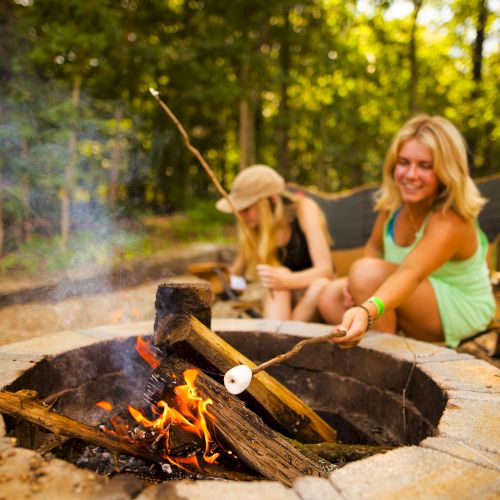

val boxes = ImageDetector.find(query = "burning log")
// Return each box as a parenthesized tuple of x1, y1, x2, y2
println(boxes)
(153, 281, 337, 444)
(0, 390, 257, 482)
(154, 354, 331, 486)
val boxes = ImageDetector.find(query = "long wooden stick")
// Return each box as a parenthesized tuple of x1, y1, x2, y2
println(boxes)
(252, 330, 346, 375)
(148, 88, 259, 259)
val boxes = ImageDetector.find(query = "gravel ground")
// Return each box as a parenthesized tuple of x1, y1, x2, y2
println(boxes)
(0, 280, 161, 347)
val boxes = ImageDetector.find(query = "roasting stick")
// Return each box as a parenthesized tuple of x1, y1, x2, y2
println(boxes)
(224, 329, 346, 394)
(149, 88, 275, 297)
(148, 88, 260, 263)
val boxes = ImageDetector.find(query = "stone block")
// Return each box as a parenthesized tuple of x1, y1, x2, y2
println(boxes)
(0, 330, 98, 357)
(438, 396, 500, 455)
(137, 480, 297, 500)
(78, 321, 153, 341)
(0, 355, 43, 389)
(419, 358, 500, 393)
(421, 436, 500, 471)
(294, 476, 343, 499)
(0, 446, 106, 499)
(361, 333, 473, 363)
(328, 446, 500, 499)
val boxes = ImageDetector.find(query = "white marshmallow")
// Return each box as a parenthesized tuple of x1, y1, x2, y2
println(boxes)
(224, 365, 253, 394)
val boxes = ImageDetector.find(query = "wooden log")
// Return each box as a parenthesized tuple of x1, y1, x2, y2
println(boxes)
(153, 283, 337, 444)
(0, 390, 257, 481)
(304, 442, 394, 462)
(282, 435, 393, 463)
(156, 354, 329, 486)
(154, 281, 213, 338)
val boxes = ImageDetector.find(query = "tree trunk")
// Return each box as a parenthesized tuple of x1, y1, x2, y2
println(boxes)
(468, 0, 489, 172)
(277, 6, 290, 178)
(61, 75, 81, 252)
(20, 139, 32, 243)
(409, 0, 423, 115)
(238, 52, 256, 169)
(108, 106, 123, 209)
(472, 0, 487, 84)
(0, 169, 3, 256)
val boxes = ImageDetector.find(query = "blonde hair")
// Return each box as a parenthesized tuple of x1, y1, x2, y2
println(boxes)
(238, 193, 330, 281)
(374, 114, 486, 221)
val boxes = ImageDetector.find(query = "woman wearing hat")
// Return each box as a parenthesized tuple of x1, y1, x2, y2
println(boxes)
(216, 164, 334, 321)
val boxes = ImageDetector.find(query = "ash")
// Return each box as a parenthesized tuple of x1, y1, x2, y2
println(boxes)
(58, 439, 203, 482)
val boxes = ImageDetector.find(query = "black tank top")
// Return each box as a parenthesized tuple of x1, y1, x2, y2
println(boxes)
(277, 217, 313, 271)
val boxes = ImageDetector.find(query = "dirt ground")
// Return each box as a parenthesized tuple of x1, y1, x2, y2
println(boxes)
(0, 240, 244, 347)
(0, 279, 162, 346)
(0, 276, 257, 347)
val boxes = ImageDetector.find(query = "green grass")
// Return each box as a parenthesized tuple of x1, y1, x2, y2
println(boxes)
(0, 201, 235, 277)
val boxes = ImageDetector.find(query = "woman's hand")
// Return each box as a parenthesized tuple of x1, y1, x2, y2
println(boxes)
(331, 306, 370, 349)
(256, 265, 291, 290)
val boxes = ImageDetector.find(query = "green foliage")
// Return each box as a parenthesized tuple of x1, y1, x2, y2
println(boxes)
(1, 0, 499, 268)
(169, 200, 234, 243)
(0, 227, 150, 275)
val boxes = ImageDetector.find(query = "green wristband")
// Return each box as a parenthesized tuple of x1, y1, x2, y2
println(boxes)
(368, 296, 385, 319)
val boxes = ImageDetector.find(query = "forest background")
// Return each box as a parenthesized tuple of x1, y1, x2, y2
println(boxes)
(0, 0, 498, 277)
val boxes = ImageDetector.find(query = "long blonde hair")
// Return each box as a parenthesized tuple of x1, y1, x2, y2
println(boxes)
(374, 114, 486, 221)
(238, 195, 288, 280)
(238, 193, 330, 281)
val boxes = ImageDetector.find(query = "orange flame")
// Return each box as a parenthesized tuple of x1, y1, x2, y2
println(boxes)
(135, 336, 160, 369)
(96, 401, 113, 411)
(126, 368, 220, 470)
(100, 338, 223, 473)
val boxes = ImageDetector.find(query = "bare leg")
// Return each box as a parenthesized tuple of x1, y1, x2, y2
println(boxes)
(317, 277, 349, 325)
(292, 278, 331, 322)
(263, 289, 292, 320)
(348, 258, 443, 342)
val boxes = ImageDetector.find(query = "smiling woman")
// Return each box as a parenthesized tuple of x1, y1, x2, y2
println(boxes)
(318, 114, 496, 349)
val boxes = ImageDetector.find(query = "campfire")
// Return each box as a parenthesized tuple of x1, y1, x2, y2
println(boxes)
(1, 281, 443, 488)
(97, 337, 229, 474)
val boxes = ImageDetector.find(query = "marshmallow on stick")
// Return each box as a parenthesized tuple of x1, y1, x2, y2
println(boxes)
(224, 329, 346, 394)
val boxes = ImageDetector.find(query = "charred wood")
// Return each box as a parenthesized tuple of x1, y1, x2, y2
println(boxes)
(154, 354, 329, 486)
(0, 390, 257, 481)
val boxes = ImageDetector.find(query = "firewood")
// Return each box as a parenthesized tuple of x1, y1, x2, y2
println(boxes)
(153, 282, 337, 444)
(155, 354, 330, 486)
(283, 436, 393, 463)
(0, 390, 257, 482)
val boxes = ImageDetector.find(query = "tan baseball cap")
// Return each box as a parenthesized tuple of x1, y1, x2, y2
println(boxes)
(215, 164, 286, 213)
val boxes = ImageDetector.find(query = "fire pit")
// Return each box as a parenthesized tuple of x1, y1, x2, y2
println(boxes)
(1, 318, 499, 498)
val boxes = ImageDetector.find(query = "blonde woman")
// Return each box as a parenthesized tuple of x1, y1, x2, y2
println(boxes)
(318, 115, 495, 348)
(216, 165, 334, 321)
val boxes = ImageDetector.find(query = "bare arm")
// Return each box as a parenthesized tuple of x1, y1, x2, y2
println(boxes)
(336, 211, 468, 345)
(229, 251, 246, 276)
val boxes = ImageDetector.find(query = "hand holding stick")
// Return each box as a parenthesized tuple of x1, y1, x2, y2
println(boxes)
(224, 329, 346, 394)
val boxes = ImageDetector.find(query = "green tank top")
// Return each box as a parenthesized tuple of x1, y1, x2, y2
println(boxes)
(384, 210, 495, 348)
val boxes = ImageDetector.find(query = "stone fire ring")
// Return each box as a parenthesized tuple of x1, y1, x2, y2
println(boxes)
(0, 319, 499, 499)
